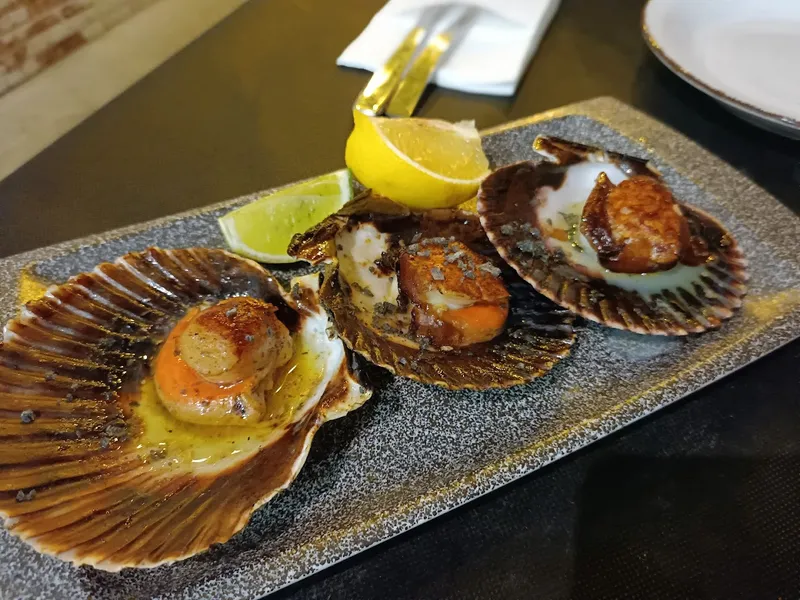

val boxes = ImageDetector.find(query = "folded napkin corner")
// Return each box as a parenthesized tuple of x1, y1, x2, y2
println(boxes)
(337, 0, 561, 97)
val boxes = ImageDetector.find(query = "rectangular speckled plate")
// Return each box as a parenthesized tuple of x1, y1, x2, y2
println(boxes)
(1, 97, 799, 600)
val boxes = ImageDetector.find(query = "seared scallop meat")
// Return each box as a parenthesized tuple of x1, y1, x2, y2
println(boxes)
(398, 240, 509, 347)
(581, 174, 690, 274)
(155, 297, 293, 426)
(179, 297, 292, 384)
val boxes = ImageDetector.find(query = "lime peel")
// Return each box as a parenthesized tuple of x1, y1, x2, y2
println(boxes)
(218, 169, 351, 264)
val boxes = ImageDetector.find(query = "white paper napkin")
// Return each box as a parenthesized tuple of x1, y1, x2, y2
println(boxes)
(337, 0, 561, 97)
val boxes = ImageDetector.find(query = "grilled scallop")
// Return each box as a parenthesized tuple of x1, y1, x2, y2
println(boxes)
(0, 248, 370, 570)
(477, 136, 748, 335)
(289, 193, 575, 389)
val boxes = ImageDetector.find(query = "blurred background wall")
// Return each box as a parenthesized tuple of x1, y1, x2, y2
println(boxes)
(0, 0, 160, 96)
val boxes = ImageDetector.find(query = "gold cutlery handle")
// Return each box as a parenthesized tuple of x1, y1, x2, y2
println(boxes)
(353, 26, 426, 116)
(385, 32, 451, 118)
(385, 7, 477, 118)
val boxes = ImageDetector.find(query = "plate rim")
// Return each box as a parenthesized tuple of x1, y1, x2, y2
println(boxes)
(641, 0, 800, 132)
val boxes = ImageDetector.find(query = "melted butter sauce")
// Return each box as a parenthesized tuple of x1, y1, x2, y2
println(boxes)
(127, 334, 327, 473)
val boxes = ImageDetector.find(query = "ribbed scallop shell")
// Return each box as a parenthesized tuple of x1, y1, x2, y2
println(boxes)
(0, 248, 369, 570)
(290, 195, 576, 389)
(478, 139, 749, 335)
(319, 267, 576, 389)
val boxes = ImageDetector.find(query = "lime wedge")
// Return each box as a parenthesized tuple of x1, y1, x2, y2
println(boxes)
(218, 169, 352, 263)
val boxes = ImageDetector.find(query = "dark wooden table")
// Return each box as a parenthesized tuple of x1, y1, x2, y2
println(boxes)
(2, 0, 800, 598)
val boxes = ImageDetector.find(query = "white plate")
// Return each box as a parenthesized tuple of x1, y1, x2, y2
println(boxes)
(643, 0, 800, 139)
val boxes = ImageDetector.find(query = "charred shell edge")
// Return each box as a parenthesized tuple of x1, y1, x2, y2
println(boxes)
(478, 160, 749, 336)
(0, 247, 369, 570)
(288, 192, 412, 265)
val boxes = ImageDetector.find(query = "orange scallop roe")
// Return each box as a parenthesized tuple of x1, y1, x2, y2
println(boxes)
(398, 240, 509, 347)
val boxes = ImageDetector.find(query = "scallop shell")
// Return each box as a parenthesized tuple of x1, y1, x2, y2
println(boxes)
(290, 195, 576, 389)
(478, 137, 749, 335)
(0, 248, 370, 570)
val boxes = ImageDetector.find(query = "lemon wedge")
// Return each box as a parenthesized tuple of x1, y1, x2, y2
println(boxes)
(345, 111, 490, 209)
(218, 169, 352, 264)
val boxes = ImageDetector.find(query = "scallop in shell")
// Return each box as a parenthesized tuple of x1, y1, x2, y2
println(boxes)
(477, 136, 748, 335)
(289, 194, 576, 389)
(0, 248, 370, 570)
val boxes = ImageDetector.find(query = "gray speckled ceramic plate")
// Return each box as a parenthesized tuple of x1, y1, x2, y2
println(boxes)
(1, 97, 799, 600)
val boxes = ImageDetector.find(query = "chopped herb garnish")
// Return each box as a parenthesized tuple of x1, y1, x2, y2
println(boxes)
(431, 267, 445, 281)
(351, 281, 374, 297)
(558, 211, 579, 228)
(373, 302, 397, 316)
